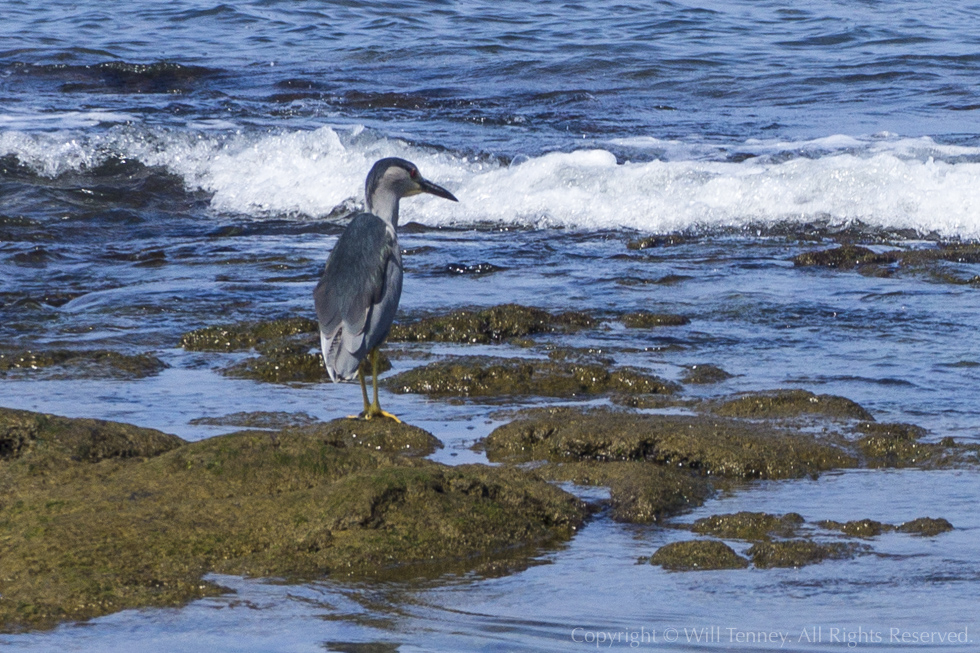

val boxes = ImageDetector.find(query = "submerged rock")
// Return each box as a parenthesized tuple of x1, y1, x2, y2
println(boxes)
(711, 389, 874, 421)
(483, 407, 856, 479)
(387, 304, 597, 344)
(681, 364, 734, 385)
(691, 512, 804, 541)
(0, 349, 168, 380)
(793, 244, 898, 269)
(649, 540, 749, 571)
(384, 357, 677, 399)
(897, 517, 954, 537)
(817, 518, 892, 538)
(0, 410, 586, 633)
(620, 311, 690, 328)
(626, 235, 692, 250)
(748, 540, 868, 568)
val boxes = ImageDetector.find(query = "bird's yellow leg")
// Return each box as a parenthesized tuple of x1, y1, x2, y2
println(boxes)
(346, 365, 372, 420)
(363, 348, 400, 423)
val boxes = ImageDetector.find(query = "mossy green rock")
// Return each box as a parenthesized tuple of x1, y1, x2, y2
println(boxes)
(748, 540, 868, 568)
(384, 358, 677, 398)
(0, 406, 184, 467)
(691, 512, 804, 541)
(712, 389, 873, 421)
(484, 407, 856, 479)
(536, 461, 712, 523)
(650, 540, 749, 571)
(387, 304, 596, 344)
(0, 411, 585, 633)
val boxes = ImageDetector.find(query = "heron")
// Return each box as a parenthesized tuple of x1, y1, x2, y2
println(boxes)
(314, 157, 458, 422)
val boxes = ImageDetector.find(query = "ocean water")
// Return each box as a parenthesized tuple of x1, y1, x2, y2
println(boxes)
(3, 1, 980, 650)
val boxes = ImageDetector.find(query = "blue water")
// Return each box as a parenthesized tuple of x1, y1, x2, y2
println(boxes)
(3, 1, 980, 650)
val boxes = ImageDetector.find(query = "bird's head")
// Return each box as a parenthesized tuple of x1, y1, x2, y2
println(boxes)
(365, 158, 458, 220)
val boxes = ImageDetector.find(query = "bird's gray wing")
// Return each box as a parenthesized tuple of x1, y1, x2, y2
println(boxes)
(313, 213, 402, 380)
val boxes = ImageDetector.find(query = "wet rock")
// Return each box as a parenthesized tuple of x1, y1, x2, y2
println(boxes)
(190, 411, 321, 430)
(620, 311, 691, 328)
(793, 245, 898, 269)
(748, 540, 868, 568)
(682, 364, 733, 385)
(897, 517, 953, 537)
(853, 422, 947, 467)
(626, 235, 691, 250)
(179, 316, 317, 352)
(649, 540, 749, 571)
(443, 262, 506, 275)
(0, 349, 168, 380)
(0, 411, 585, 633)
(294, 418, 443, 457)
(218, 337, 390, 384)
(384, 358, 677, 399)
(387, 304, 597, 344)
(818, 519, 892, 538)
(483, 407, 857, 479)
(691, 512, 804, 541)
(0, 406, 184, 465)
(223, 349, 327, 383)
(536, 461, 712, 523)
(711, 389, 874, 421)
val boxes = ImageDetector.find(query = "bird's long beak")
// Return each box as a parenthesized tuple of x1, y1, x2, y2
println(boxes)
(418, 178, 458, 202)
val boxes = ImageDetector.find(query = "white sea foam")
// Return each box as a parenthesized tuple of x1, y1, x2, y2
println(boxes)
(3, 125, 980, 238)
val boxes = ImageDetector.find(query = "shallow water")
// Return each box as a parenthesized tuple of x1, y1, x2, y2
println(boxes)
(3, 0, 980, 650)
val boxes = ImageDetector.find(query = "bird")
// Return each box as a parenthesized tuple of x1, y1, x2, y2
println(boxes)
(314, 157, 458, 422)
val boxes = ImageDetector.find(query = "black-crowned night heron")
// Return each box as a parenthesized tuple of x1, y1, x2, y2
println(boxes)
(314, 157, 457, 422)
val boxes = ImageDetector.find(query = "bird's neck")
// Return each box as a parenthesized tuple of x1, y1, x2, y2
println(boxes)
(366, 189, 399, 228)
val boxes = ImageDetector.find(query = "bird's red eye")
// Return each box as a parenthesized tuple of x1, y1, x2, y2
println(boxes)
(410, 168, 418, 179)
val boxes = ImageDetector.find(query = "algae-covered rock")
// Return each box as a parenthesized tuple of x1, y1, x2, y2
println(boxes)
(649, 540, 749, 571)
(294, 418, 443, 457)
(620, 312, 691, 329)
(897, 517, 953, 537)
(535, 461, 712, 523)
(384, 358, 677, 399)
(0, 349, 168, 380)
(691, 512, 804, 541)
(748, 540, 868, 568)
(1, 411, 585, 633)
(711, 389, 874, 421)
(0, 406, 184, 466)
(179, 316, 318, 352)
(387, 304, 596, 344)
(682, 364, 734, 385)
(223, 349, 327, 383)
(483, 407, 856, 479)
(190, 411, 321, 429)
(853, 422, 947, 467)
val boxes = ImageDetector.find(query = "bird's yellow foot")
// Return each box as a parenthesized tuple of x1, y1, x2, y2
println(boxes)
(348, 407, 402, 423)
